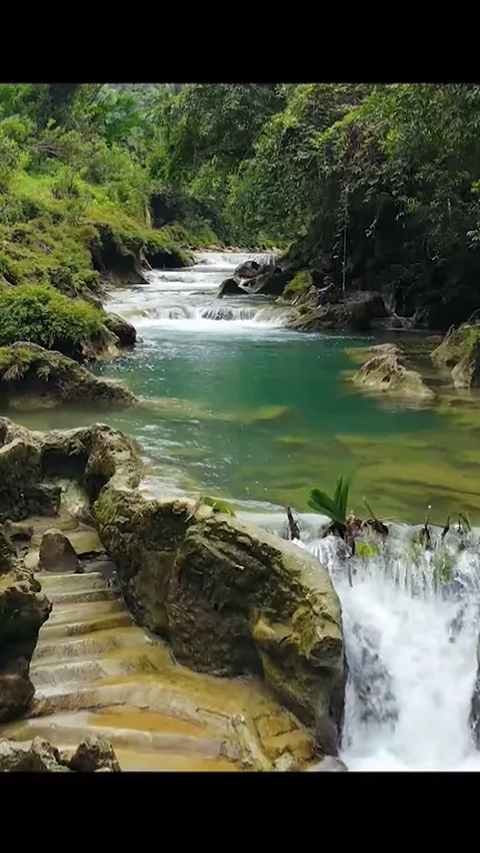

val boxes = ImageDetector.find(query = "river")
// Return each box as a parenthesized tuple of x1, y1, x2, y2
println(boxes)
(11, 250, 480, 771)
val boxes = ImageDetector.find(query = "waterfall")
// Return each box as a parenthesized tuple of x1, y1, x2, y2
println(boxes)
(298, 523, 480, 771)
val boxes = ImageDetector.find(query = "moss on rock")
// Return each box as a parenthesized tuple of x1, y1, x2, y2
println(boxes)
(0, 342, 138, 411)
(0, 529, 51, 721)
(431, 323, 480, 388)
(352, 353, 435, 400)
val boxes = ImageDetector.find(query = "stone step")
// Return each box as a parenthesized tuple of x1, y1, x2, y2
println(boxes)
(29, 678, 233, 737)
(46, 600, 124, 625)
(47, 589, 121, 606)
(33, 627, 151, 664)
(5, 716, 228, 758)
(31, 653, 159, 689)
(40, 612, 132, 639)
(39, 572, 108, 593)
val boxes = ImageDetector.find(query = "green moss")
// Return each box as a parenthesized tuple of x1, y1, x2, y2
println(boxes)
(0, 284, 105, 353)
(283, 271, 313, 301)
(431, 323, 480, 367)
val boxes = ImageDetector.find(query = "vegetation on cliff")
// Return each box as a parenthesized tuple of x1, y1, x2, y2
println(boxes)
(150, 83, 480, 329)
(3, 82, 480, 333)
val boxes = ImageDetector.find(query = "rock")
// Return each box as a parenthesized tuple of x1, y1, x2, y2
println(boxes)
(104, 313, 137, 348)
(68, 734, 121, 772)
(0, 343, 138, 411)
(287, 291, 387, 333)
(234, 260, 260, 279)
(451, 341, 480, 388)
(38, 528, 81, 574)
(218, 278, 247, 297)
(94, 487, 345, 747)
(0, 531, 51, 721)
(27, 737, 70, 771)
(352, 354, 435, 400)
(0, 736, 121, 771)
(251, 270, 291, 296)
(431, 324, 480, 388)
(307, 756, 348, 772)
(431, 323, 478, 367)
(368, 343, 404, 358)
(272, 752, 302, 772)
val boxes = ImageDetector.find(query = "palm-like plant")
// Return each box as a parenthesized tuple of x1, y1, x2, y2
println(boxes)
(307, 476, 351, 537)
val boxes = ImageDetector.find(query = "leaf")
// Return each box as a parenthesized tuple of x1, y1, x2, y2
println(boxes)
(307, 488, 345, 525)
(355, 541, 379, 559)
(334, 475, 350, 520)
(199, 496, 236, 516)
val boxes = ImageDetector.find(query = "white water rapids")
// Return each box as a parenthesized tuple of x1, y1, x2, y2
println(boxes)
(105, 250, 480, 771)
(107, 251, 292, 332)
(250, 511, 480, 771)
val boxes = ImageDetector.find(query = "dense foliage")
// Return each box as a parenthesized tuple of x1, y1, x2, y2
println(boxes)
(0, 284, 105, 353)
(2, 82, 480, 330)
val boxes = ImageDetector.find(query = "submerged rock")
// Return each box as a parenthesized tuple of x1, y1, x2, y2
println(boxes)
(352, 353, 434, 400)
(0, 343, 138, 411)
(0, 531, 51, 721)
(38, 528, 81, 574)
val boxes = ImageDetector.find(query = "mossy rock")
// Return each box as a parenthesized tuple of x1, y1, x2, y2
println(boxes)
(93, 486, 345, 748)
(0, 342, 138, 411)
(352, 353, 435, 400)
(0, 530, 51, 721)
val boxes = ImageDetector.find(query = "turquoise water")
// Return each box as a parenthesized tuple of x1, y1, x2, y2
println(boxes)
(11, 251, 480, 523)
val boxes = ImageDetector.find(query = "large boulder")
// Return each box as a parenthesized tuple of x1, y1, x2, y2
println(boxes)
(94, 490, 345, 750)
(288, 291, 387, 333)
(38, 528, 81, 574)
(218, 278, 248, 297)
(0, 530, 51, 721)
(0, 343, 138, 411)
(104, 313, 137, 349)
(234, 260, 260, 279)
(352, 353, 435, 400)
(250, 270, 291, 296)
(0, 430, 60, 522)
(431, 323, 480, 388)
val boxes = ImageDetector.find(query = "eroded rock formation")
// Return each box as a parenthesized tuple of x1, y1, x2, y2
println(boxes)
(0, 530, 51, 721)
(0, 343, 138, 411)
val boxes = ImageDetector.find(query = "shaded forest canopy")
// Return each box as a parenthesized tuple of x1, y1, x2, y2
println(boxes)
(1, 82, 480, 328)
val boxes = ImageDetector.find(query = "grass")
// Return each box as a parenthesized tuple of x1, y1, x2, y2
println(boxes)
(0, 170, 200, 299)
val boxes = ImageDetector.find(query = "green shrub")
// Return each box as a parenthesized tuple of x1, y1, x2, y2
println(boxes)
(0, 284, 105, 354)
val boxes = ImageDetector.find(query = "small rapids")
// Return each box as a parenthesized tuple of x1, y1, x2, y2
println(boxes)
(245, 510, 480, 771)
(107, 251, 293, 332)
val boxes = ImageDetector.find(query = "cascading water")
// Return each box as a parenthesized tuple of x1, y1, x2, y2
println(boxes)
(290, 517, 480, 771)
(107, 251, 293, 332)
(239, 510, 480, 770)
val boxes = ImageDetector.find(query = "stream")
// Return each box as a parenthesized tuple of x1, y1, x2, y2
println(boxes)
(11, 250, 480, 771)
